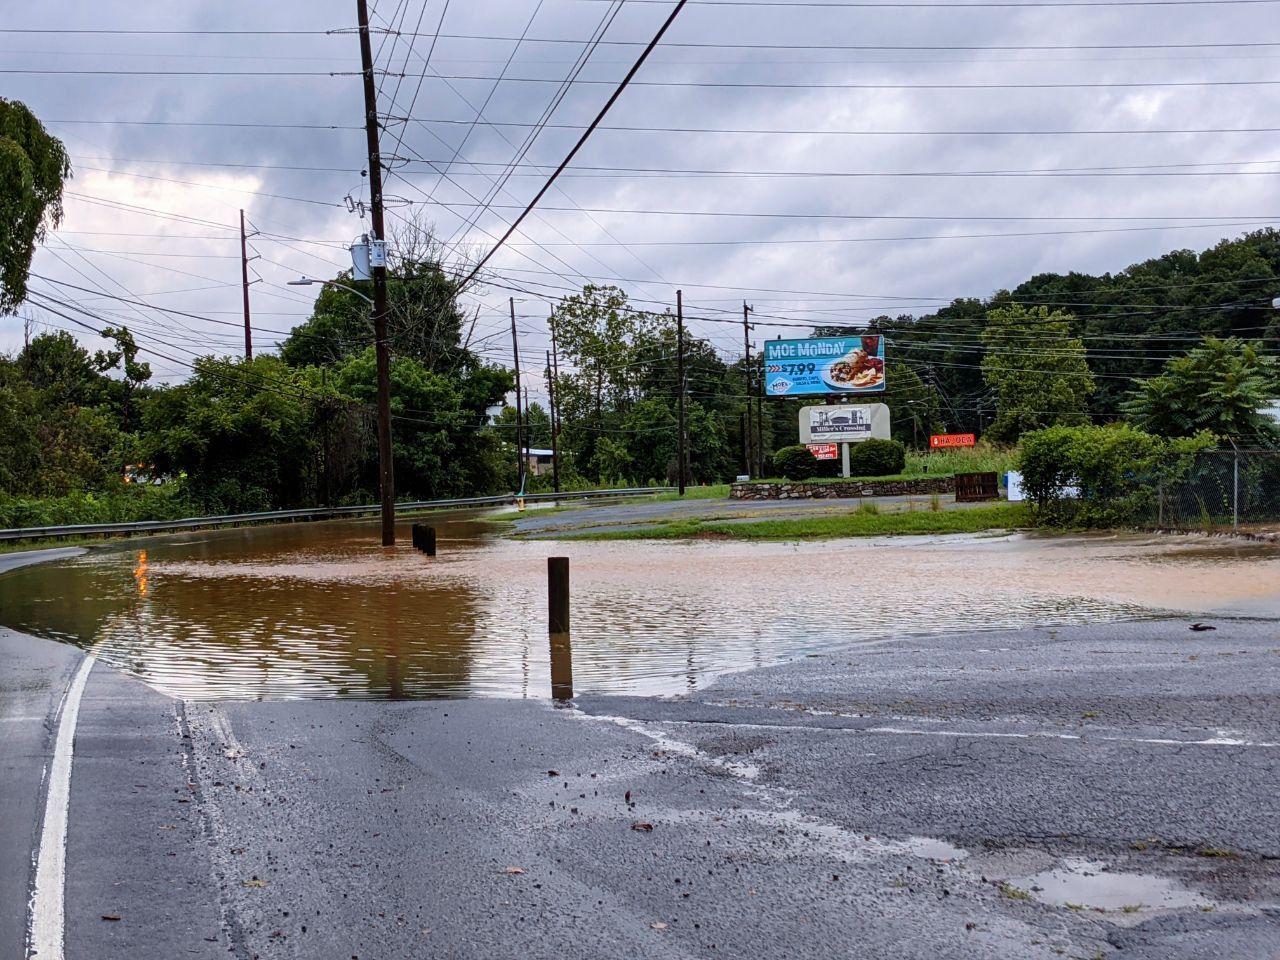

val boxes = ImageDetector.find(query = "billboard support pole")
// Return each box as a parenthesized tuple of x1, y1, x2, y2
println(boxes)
(841, 442, 850, 479)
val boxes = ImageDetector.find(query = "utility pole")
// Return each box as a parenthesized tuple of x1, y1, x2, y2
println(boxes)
(676, 289, 686, 496)
(239, 209, 253, 360)
(741, 301, 753, 477)
(754, 343, 765, 477)
(356, 0, 396, 546)
(546, 348, 561, 494)
(509, 298, 525, 491)
(523, 386, 532, 471)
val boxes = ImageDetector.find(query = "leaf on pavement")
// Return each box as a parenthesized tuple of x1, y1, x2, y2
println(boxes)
(502, 866, 526, 875)
(631, 821, 654, 832)
(242, 878, 268, 888)
(101, 915, 121, 922)
(651, 922, 668, 930)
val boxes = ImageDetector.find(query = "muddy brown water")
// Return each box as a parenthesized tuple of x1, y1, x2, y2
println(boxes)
(1, 511, 1277, 701)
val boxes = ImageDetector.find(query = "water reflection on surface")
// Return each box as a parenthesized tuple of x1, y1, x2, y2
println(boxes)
(0, 514, 1277, 701)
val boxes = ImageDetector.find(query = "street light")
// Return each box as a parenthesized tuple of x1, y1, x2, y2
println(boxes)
(288, 276, 373, 305)
(288, 274, 395, 546)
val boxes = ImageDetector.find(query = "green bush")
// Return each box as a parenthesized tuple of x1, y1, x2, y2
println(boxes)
(0, 481, 196, 529)
(1017, 424, 1214, 527)
(848, 438, 906, 477)
(773, 445, 819, 480)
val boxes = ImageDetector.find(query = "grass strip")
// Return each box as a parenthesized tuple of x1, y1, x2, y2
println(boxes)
(551, 502, 1031, 541)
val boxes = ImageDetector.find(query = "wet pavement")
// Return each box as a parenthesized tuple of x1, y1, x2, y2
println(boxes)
(3, 518, 1279, 958)
(3, 616, 1278, 959)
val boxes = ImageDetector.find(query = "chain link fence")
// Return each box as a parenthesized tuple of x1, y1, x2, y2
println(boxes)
(1152, 449, 1280, 534)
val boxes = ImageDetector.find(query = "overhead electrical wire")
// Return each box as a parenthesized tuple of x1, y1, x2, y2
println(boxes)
(458, 0, 690, 290)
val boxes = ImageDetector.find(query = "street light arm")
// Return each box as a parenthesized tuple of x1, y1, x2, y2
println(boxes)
(288, 276, 374, 306)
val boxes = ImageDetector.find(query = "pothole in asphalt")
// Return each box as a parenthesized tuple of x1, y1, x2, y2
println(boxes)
(1012, 856, 1210, 911)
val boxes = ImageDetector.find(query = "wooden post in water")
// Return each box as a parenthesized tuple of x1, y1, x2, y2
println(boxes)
(548, 557, 570, 633)
(549, 632, 574, 701)
(412, 524, 437, 556)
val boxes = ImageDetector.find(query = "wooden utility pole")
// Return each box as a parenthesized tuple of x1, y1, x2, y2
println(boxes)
(239, 209, 253, 359)
(356, 0, 396, 545)
(550, 320, 564, 493)
(546, 348, 561, 494)
(676, 289, 686, 496)
(755, 343, 765, 477)
(741, 301, 753, 477)
(509, 298, 525, 490)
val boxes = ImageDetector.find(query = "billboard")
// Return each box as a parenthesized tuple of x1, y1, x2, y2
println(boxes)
(799, 404, 891, 444)
(764, 335, 885, 397)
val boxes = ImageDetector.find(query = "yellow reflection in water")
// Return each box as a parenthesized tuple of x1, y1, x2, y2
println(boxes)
(133, 550, 148, 598)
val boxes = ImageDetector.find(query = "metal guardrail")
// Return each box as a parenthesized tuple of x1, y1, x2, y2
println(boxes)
(0, 486, 675, 543)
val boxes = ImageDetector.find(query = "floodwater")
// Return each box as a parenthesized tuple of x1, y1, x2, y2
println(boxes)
(1016, 857, 1209, 911)
(0, 512, 1278, 701)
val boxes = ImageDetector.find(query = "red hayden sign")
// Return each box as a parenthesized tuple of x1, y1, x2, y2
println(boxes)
(807, 443, 839, 460)
(930, 433, 976, 449)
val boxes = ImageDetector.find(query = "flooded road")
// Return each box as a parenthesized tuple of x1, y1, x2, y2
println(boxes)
(0, 512, 1277, 701)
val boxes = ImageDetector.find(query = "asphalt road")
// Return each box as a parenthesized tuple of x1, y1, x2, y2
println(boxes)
(3, 549, 1279, 958)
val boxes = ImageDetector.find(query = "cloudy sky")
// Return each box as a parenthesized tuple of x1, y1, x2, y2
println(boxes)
(4, 0, 1279, 401)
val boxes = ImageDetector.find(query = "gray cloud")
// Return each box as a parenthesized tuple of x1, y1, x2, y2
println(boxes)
(5, 0, 1279, 394)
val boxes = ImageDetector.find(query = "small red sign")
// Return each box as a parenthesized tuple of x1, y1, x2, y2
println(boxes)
(807, 443, 839, 460)
(930, 433, 976, 449)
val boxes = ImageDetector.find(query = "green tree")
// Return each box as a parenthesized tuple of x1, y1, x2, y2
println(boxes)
(142, 355, 321, 512)
(981, 305, 1094, 442)
(549, 285, 736, 485)
(1121, 336, 1279, 444)
(279, 223, 469, 372)
(1, 100, 70, 313)
(332, 347, 513, 500)
(492, 402, 553, 450)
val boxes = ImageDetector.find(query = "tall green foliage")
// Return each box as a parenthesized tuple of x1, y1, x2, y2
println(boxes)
(1017, 424, 1214, 527)
(1122, 337, 1279, 445)
(549, 285, 738, 485)
(0, 99, 70, 313)
(981, 304, 1094, 442)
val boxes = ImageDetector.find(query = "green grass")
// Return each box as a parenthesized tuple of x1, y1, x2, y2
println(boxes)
(555, 502, 1031, 542)
(905, 445, 1016, 477)
(997, 883, 1034, 901)
(482, 485, 730, 524)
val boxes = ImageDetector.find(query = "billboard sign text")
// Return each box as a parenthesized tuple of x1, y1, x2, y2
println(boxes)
(807, 443, 839, 460)
(765, 335, 885, 397)
(929, 433, 976, 449)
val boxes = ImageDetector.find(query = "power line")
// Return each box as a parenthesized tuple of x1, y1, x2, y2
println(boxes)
(46, 116, 1280, 137)
(459, 0, 689, 289)
(393, 72, 1280, 91)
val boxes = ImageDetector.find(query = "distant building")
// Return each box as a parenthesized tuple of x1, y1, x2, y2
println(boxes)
(525, 448, 555, 476)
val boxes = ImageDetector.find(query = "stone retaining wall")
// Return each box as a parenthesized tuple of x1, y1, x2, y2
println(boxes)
(730, 477, 956, 500)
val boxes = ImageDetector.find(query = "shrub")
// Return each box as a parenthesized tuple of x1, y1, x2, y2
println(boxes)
(848, 438, 906, 477)
(773, 445, 819, 480)
(1017, 424, 1214, 527)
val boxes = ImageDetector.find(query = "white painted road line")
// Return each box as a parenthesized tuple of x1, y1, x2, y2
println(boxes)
(28, 655, 95, 960)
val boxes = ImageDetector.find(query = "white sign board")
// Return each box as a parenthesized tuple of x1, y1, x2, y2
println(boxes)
(799, 403, 891, 445)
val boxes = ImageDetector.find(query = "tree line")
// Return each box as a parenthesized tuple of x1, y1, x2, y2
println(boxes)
(3, 98, 1278, 524)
